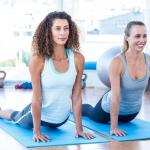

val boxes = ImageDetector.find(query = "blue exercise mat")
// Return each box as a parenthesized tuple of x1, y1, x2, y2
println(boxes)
(69, 114, 150, 141)
(0, 119, 109, 148)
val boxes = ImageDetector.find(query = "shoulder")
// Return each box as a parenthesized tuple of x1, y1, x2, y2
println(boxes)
(74, 51, 84, 62)
(71, 51, 85, 72)
(111, 55, 122, 66)
(29, 53, 45, 73)
(109, 54, 123, 74)
(73, 51, 85, 67)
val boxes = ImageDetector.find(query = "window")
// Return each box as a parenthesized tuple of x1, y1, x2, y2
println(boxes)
(0, 0, 149, 81)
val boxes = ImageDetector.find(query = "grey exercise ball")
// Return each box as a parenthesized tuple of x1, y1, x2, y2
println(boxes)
(96, 46, 121, 87)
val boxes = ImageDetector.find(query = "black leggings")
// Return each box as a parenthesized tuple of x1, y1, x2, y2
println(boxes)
(82, 97, 138, 124)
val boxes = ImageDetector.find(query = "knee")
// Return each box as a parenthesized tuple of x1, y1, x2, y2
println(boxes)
(16, 113, 33, 129)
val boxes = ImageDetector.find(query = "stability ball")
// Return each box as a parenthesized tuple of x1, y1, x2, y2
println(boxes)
(96, 46, 121, 88)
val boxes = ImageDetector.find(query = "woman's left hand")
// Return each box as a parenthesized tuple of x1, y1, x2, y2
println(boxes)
(76, 130, 95, 140)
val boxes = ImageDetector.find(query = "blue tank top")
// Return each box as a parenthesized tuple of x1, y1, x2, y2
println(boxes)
(101, 53, 150, 115)
(41, 49, 77, 123)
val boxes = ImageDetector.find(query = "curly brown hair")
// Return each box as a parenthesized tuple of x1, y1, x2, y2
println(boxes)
(32, 11, 80, 58)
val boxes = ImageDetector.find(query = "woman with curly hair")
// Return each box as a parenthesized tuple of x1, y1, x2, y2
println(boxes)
(0, 11, 94, 142)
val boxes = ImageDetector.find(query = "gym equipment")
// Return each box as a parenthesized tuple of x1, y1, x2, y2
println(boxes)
(82, 73, 87, 89)
(69, 114, 150, 141)
(96, 46, 121, 87)
(0, 71, 6, 88)
(15, 82, 32, 89)
(82, 62, 96, 89)
(0, 119, 109, 147)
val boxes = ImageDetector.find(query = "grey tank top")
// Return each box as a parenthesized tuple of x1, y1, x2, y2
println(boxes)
(101, 53, 150, 115)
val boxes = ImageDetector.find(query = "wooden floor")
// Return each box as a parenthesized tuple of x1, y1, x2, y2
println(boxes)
(0, 85, 150, 150)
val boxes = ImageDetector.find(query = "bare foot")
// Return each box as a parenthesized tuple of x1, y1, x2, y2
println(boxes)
(0, 109, 14, 120)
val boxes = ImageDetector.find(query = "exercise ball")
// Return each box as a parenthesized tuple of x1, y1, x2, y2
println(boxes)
(96, 46, 121, 87)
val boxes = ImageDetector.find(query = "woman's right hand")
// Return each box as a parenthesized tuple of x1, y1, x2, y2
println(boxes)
(33, 132, 50, 142)
(110, 128, 127, 136)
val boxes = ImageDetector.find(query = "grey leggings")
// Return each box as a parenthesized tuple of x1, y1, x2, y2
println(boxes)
(10, 103, 68, 129)
(82, 97, 138, 123)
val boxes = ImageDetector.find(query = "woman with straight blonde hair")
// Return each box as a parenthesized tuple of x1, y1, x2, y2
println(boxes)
(82, 21, 149, 136)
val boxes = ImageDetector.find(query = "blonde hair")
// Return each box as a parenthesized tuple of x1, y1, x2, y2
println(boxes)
(122, 21, 145, 53)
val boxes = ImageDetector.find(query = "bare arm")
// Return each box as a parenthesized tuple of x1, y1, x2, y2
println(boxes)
(29, 54, 49, 142)
(109, 56, 126, 136)
(72, 52, 95, 139)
